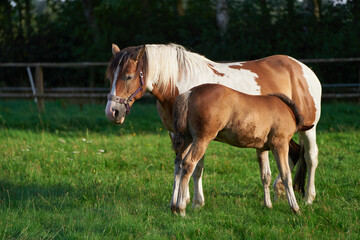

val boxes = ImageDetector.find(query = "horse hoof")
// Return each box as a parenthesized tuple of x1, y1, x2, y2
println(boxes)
(192, 201, 205, 209)
(305, 193, 315, 205)
(291, 205, 300, 214)
(264, 202, 273, 209)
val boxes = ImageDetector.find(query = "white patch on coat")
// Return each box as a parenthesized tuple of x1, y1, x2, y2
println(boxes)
(144, 44, 260, 95)
(288, 57, 322, 123)
(175, 62, 260, 95)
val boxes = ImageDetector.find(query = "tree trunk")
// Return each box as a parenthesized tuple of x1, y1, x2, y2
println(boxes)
(177, 0, 185, 16)
(25, 0, 32, 39)
(4, 0, 14, 42)
(313, 0, 320, 20)
(304, 0, 320, 21)
(216, 0, 229, 36)
(287, 0, 295, 20)
(81, 0, 100, 41)
(16, 0, 24, 41)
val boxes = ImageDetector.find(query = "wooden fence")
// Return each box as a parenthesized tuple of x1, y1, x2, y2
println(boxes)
(1, 58, 360, 111)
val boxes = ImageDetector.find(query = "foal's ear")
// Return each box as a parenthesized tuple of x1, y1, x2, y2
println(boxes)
(112, 44, 120, 56)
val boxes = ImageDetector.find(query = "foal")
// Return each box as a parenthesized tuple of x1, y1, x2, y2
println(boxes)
(171, 84, 313, 216)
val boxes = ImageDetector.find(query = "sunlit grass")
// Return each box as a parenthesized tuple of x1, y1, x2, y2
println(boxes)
(0, 100, 359, 239)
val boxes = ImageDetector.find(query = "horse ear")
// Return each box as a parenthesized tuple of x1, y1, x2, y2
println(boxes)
(136, 45, 146, 61)
(112, 44, 120, 56)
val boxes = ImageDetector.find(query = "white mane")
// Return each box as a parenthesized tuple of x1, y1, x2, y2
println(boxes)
(145, 44, 213, 93)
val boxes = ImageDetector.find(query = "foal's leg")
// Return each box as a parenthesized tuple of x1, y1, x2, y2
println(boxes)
(273, 152, 295, 202)
(300, 127, 319, 204)
(192, 156, 205, 209)
(170, 142, 192, 213)
(176, 140, 208, 216)
(272, 144, 299, 213)
(256, 149, 272, 208)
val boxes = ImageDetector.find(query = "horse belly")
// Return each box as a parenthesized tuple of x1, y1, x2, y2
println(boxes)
(215, 128, 267, 149)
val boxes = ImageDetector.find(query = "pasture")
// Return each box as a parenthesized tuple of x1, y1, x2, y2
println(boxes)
(0, 99, 359, 239)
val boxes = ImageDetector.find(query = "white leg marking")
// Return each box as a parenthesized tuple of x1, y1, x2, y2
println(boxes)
(300, 127, 318, 204)
(192, 156, 205, 209)
(170, 143, 192, 213)
(257, 150, 272, 208)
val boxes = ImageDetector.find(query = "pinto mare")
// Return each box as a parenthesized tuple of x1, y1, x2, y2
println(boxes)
(104, 44, 322, 211)
(172, 84, 313, 215)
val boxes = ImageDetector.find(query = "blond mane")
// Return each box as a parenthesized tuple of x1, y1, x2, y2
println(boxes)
(145, 44, 213, 93)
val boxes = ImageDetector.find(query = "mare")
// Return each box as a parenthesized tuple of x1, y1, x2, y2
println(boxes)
(104, 43, 321, 212)
(172, 84, 313, 215)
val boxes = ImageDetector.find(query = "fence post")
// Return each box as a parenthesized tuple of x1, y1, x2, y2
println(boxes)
(35, 65, 45, 112)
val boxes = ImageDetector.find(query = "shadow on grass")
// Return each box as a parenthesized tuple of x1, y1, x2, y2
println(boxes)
(0, 98, 164, 136)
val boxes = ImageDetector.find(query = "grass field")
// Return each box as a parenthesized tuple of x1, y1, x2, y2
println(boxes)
(0, 99, 359, 239)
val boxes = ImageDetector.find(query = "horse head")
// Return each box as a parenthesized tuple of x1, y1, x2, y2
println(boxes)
(105, 44, 147, 124)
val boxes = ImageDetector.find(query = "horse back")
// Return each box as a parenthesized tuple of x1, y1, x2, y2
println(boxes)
(239, 55, 321, 126)
(187, 84, 298, 148)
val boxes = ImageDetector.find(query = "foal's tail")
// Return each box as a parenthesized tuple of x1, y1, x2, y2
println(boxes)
(172, 91, 191, 152)
(271, 93, 312, 196)
(270, 94, 314, 131)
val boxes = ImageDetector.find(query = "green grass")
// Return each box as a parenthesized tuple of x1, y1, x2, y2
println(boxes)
(0, 99, 359, 239)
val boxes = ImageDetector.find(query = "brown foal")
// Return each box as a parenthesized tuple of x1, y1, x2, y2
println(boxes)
(172, 84, 313, 216)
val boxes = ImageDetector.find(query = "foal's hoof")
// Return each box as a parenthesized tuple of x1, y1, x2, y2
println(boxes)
(291, 206, 300, 214)
(170, 205, 177, 215)
(176, 207, 186, 217)
(179, 209, 186, 217)
(264, 202, 273, 209)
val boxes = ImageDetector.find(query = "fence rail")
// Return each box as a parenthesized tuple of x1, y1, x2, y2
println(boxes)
(1, 58, 360, 111)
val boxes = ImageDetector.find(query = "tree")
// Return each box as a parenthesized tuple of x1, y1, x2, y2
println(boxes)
(304, 0, 321, 20)
(216, 0, 229, 36)
(81, 0, 100, 41)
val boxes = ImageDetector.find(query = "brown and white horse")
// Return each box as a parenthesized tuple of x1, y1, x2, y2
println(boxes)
(104, 43, 321, 211)
(172, 84, 314, 215)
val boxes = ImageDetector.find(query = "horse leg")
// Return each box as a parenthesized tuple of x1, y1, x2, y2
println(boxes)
(273, 148, 296, 202)
(176, 140, 208, 216)
(170, 142, 192, 214)
(192, 156, 205, 209)
(272, 143, 299, 213)
(256, 149, 272, 208)
(300, 127, 319, 204)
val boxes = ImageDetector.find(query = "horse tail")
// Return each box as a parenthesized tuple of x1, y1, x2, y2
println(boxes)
(288, 139, 306, 195)
(269, 93, 314, 132)
(172, 91, 191, 152)
(293, 142, 307, 196)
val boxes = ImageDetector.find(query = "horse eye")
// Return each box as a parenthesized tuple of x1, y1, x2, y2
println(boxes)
(125, 75, 134, 81)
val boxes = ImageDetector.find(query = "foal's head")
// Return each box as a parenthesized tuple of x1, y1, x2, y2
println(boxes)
(105, 44, 147, 124)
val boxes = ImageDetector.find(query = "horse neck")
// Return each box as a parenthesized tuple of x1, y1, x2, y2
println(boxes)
(149, 83, 178, 105)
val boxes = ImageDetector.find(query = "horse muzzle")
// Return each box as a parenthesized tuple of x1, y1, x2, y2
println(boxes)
(105, 100, 127, 124)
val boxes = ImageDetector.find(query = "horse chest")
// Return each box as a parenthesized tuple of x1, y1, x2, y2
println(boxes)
(156, 101, 174, 132)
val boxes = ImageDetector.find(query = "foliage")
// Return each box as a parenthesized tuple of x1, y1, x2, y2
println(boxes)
(0, 0, 360, 87)
(0, 100, 359, 238)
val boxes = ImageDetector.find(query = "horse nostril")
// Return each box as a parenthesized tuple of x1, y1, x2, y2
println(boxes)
(113, 109, 119, 119)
